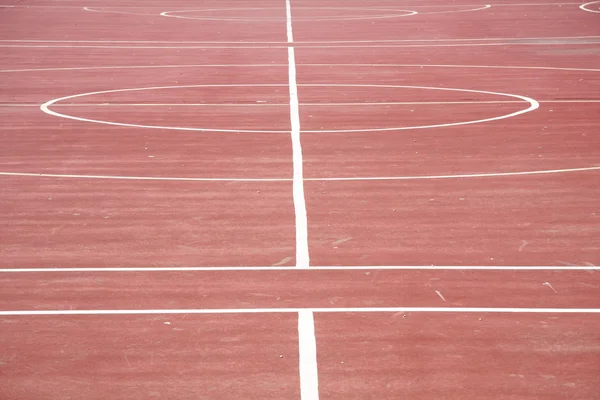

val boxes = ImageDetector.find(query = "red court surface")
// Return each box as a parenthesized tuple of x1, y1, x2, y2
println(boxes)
(1, 0, 599, 399)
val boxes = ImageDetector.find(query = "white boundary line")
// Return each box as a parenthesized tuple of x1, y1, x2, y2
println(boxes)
(286, 1, 309, 269)
(1, 35, 598, 44)
(0, 266, 598, 272)
(38, 83, 539, 133)
(298, 310, 319, 399)
(1, 166, 599, 182)
(580, 0, 600, 12)
(7, 99, 600, 107)
(287, 2, 317, 398)
(0, 3, 584, 9)
(1, 307, 599, 316)
(3, 40, 599, 49)
(2, 63, 600, 74)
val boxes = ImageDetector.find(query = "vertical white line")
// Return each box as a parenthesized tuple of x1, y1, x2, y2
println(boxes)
(286, 0, 309, 269)
(286, 1, 318, 399)
(298, 310, 320, 400)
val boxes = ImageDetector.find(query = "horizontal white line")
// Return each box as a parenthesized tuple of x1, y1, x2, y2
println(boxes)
(1, 63, 599, 74)
(2, 41, 598, 49)
(0, 35, 598, 44)
(0, 266, 597, 272)
(0, 3, 584, 11)
(0, 64, 283, 73)
(2, 166, 599, 183)
(2, 100, 600, 108)
(1, 307, 599, 316)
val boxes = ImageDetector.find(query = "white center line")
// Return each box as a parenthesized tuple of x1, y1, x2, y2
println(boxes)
(298, 310, 320, 399)
(286, 1, 318, 399)
(286, 0, 309, 269)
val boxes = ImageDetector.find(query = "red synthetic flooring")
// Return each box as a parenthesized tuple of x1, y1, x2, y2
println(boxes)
(1, 0, 600, 399)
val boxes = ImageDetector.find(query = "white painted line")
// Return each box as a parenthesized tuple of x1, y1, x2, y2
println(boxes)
(298, 311, 319, 399)
(309, 166, 600, 181)
(1, 166, 599, 183)
(580, 0, 600, 13)
(3, 41, 599, 49)
(38, 83, 539, 133)
(39, 84, 293, 133)
(83, 6, 157, 17)
(287, 2, 316, 398)
(0, 172, 286, 182)
(3, 63, 600, 74)
(0, 64, 283, 74)
(286, 0, 309, 269)
(1, 35, 598, 44)
(419, 4, 491, 14)
(1, 266, 598, 273)
(7, 100, 600, 107)
(0, 3, 584, 10)
(160, 7, 417, 22)
(1, 307, 599, 316)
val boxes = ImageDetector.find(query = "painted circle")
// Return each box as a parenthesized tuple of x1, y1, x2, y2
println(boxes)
(0, 63, 595, 181)
(160, 7, 418, 22)
(40, 84, 539, 133)
(580, 0, 600, 13)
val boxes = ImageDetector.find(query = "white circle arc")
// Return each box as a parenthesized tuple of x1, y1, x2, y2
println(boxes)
(160, 7, 418, 22)
(580, 1, 600, 13)
(40, 84, 539, 134)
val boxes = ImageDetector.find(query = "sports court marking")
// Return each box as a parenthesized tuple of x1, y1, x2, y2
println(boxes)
(285, 2, 316, 396)
(0, 3, 585, 9)
(2, 62, 600, 74)
(161, 7, 419, 22)
(580, 0, 600, 13)
(1, 35, 598, 44)
(285, 0, 309, 270)
(39, 84, 539, 133)
(1, 265, 598, 272)
(2, 166, 599, 183)
(1, 307, 599, 316)
(3, 40, 599, 48)
(85, 5, 490, 22)
(6, 99, 600, 107)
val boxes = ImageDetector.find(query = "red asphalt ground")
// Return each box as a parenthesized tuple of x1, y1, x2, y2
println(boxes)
(1, 0, 600, 399)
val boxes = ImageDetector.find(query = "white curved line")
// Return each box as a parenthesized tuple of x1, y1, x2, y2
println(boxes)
(40, 84, 538, 133)
(160, 7, 418, 22)
(419, 4, 491, 14)
(2, 166, 599, 182)
(82, 6, 155, 16)
(580, 0, 600, 12)
(300, 85, 538, 133)
(40, 84, 289, 133)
